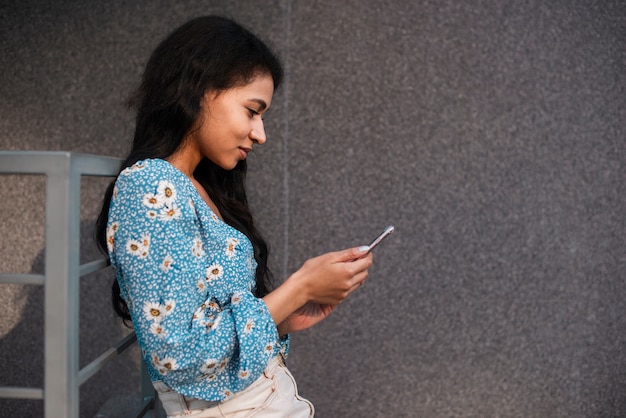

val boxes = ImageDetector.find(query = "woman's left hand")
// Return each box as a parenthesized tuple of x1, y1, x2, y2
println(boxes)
(277, 302, 336, 335)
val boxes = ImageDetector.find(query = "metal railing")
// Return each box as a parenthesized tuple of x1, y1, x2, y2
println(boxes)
(0, 151, 161, 418)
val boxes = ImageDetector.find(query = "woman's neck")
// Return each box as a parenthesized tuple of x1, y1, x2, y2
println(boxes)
(166, 143, 201, 179)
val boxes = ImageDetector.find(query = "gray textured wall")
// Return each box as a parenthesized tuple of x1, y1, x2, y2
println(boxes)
(1, 1, 624, 417)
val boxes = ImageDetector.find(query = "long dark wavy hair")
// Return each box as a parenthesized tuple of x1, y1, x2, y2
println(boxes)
(96, 15, 283, 321)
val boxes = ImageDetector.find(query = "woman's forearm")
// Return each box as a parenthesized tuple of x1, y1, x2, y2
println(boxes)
(262, 274, 308, 333)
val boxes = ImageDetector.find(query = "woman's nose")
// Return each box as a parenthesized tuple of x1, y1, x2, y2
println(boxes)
(250, 121, 267, 144)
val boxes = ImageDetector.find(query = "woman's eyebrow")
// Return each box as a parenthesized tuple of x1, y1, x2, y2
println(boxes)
(248, 98, 268, 110)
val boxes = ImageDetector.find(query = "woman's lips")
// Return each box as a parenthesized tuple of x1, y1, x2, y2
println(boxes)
(239, 147, 251, 159)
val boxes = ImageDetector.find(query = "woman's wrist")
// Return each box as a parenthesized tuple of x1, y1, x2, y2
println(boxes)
(263, 274, 309, 328)
(277, 321, 289, 338)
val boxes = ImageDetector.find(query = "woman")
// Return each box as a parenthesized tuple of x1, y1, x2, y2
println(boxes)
(96, 15, 372, 417)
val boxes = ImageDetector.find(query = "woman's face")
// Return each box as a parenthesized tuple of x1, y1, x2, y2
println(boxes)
(187, 73, 275, 170)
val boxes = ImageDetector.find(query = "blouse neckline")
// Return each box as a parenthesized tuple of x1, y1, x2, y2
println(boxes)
(150, 158, 250, 244)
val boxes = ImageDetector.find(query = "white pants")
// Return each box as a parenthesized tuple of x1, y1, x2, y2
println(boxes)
(153, 356, 315, 418)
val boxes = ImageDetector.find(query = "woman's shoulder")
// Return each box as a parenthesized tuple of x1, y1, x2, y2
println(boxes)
(113, 158, 195, 203)
(116, 159, 188, 188)
(111, 159, 197, 224)
(118, 158, 176, 178)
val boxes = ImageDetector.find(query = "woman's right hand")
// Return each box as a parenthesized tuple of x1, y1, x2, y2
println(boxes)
(290, 247, 373, 305)
(263, 246, 373, 333)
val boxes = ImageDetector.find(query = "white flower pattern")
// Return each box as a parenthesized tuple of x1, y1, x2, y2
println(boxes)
(157, 180, 177, 205)
(142, 192, 163, 209)
(191, 237, 205, 258)
(126, 238, 148, 258)
(106, 221, 119, 253)
(244, 318, 255, 335)
(206, 264, 223, 281)
(143, 301, 166, 322)
(152, 355, 177, 375)
(149, 322, 167, 338)
(159, 203, 181, 221)
(160, 255, 174, 272)
(225, 238, 239, 258)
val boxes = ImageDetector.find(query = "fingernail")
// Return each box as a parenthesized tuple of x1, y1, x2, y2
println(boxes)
(358, 246, 370, 252)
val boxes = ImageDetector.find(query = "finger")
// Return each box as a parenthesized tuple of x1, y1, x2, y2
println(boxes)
(349, 269, 369, 288)
(332, 246, 371, 263)
(345, 275, 367, 297)
(349, 252, 373, 271)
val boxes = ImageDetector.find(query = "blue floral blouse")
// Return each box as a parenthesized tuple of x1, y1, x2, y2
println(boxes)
(106, 158, 288, 401)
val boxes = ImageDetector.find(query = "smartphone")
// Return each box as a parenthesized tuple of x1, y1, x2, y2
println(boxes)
(366, 225, 395, 253)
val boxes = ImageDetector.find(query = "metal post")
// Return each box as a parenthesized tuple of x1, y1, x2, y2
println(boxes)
(43, 154, 81, 418)
(1, 151, 158, 418)
(141, 361, 165, 418)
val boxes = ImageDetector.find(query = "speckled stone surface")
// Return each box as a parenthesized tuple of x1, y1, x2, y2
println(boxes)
(1, 1, 624, 417)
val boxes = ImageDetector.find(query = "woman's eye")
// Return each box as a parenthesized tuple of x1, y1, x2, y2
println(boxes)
(248, 108, 259, 117)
